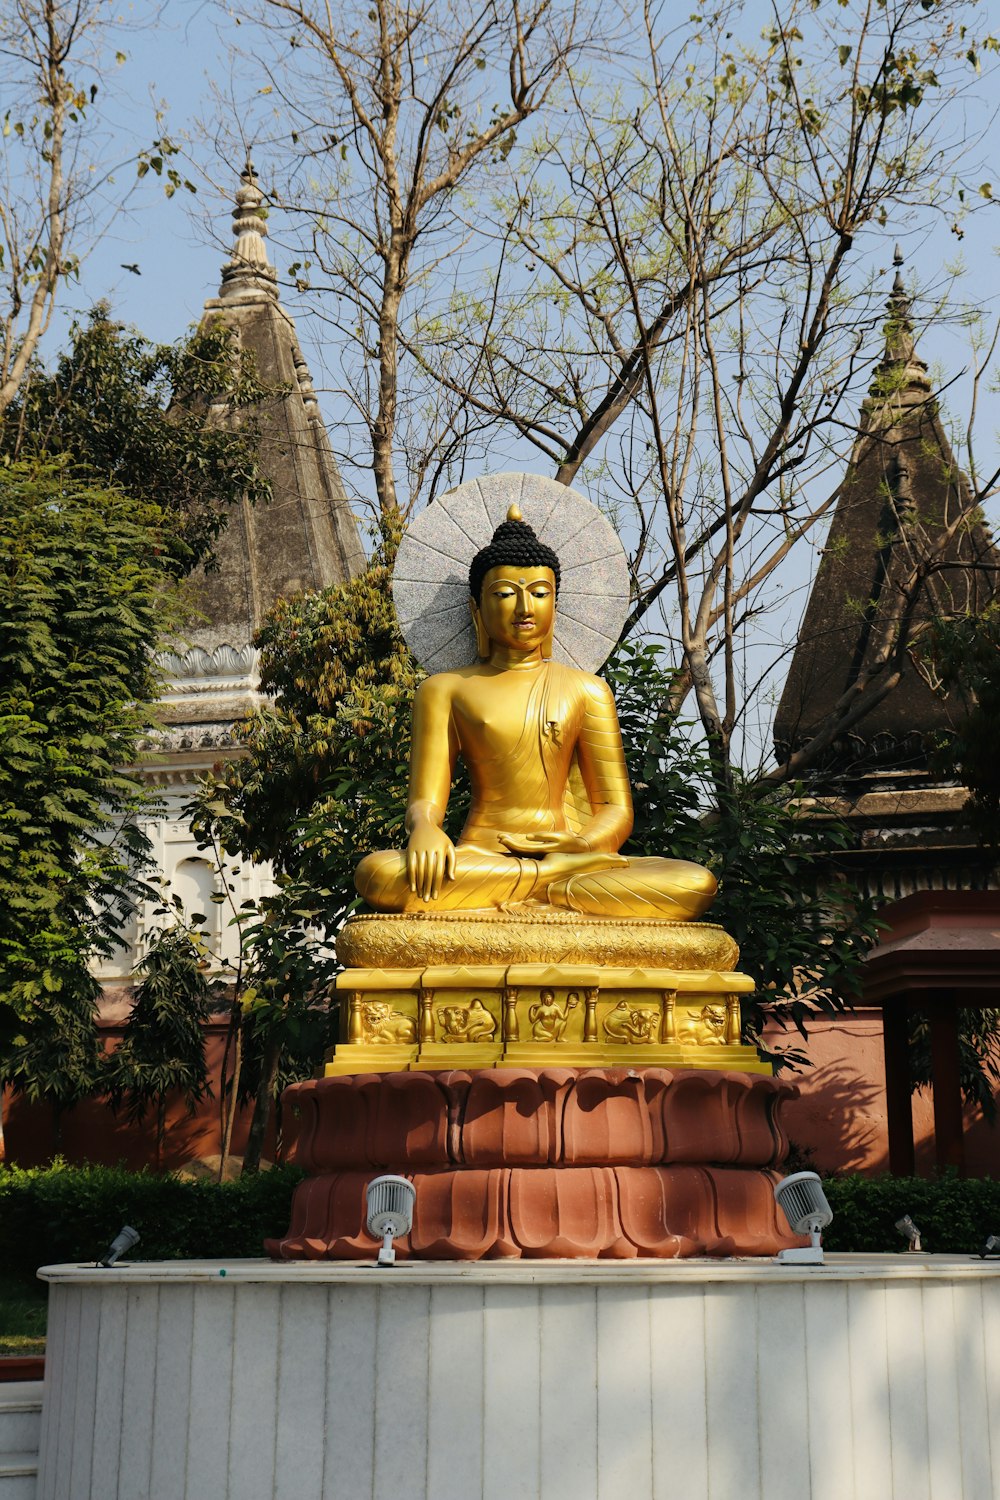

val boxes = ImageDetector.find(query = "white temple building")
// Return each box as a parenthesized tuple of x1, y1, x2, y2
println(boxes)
(96, 165, 365, 989)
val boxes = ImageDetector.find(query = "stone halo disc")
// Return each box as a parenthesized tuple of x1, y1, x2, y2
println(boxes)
(392, 473, 630, 674)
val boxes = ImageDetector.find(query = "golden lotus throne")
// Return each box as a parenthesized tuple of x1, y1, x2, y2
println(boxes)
(328, 476, 765, 1075)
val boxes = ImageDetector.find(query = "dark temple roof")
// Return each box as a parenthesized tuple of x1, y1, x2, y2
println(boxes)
(186, 163, 365, 655)
(773, 251, 998, 781)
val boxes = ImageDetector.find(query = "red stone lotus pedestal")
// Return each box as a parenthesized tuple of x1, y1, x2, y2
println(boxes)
(266, 1067, 802, 1260)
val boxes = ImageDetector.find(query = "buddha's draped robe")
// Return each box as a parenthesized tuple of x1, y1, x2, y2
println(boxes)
(355, 661, 717, 920)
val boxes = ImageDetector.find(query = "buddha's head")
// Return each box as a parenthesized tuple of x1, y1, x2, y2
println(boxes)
(469, 504, 561, 661)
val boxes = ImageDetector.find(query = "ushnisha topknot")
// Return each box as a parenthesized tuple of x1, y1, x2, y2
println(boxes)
(468, 502, 561, 603)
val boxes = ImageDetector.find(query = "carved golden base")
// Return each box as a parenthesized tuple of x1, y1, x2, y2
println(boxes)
(328, 956, 768, 1075)
(326, 1044, 419, 1074)
(325, 1041, 766, 1074)
(337, 911, 739, 971)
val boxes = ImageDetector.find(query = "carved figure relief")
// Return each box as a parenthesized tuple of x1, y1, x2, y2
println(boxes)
(603, 999, 659, 1045)
(677, 1004, 727, 1046)
(528, 989, 579, 1041)
(361, 1002, 417, 1045)
(436, 998, 498, 1043)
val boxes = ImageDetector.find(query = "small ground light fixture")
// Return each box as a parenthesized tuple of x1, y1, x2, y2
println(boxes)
(365, 1175, 415, 1266)
(895, 1215, 922, 1252)
(774, 1171, 833, 1266)
(99, 1225, 140, 1268)
(979, 1235, 1000, 1259)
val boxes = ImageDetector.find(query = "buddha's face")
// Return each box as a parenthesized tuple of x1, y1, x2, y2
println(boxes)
(477, 565, 556, 654)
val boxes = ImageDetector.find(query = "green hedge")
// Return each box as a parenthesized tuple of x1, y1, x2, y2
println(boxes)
(4, 1164, 1000, 1279)
(823, 1173, 1000, 1255)
(0, 1163, 302, 1282)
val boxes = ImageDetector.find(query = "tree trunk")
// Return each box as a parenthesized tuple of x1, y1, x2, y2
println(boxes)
(218, 1001, 238, 1144)
(274, 1091, 284, 1166)
(0, 1088, 5, 1163)
(242, 1036, 280, 1176)
(156, 1096, 166, 1174)
(218, 1016, 243, 1183)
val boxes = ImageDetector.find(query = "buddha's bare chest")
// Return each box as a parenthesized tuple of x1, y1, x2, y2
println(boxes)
(449, 671, 582, 764)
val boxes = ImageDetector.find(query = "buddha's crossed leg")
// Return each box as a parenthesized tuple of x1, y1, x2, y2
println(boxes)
(544, 856, 717, 921)
(355, 847, 716, 920)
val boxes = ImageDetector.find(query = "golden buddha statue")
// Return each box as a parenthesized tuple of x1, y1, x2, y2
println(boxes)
(355, 505, 717, 922)
(330, 480, 762, 1076)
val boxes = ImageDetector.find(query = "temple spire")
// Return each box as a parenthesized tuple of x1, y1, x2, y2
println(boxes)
(184, 162, 366, 659)
(868, 245, 930, 404)
(218, 159, 278, 303)
(773, 247, 998, 783)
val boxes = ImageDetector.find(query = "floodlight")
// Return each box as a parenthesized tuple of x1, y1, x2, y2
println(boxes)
(99, 1225, 140, 1268)
(774, 1171, 833, 1266)
(979, 1235, 1000, 1259)
(895, 1214, 922, 1252)
(365, 1175, 415, 1266)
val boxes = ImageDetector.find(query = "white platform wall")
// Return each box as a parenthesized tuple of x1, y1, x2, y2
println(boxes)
(0, 1381, 42, 1500)
(36, 1257, 1000, 1500)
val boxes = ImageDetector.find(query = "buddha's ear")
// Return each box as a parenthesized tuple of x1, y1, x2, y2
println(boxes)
(470, 598, 490, 659)
(542, 584, 557, 658)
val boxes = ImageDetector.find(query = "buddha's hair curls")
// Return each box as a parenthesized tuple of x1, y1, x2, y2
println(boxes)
(468, 511, 561, 602)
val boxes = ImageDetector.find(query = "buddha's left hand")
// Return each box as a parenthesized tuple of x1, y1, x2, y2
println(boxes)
(497, 831, 592, 855)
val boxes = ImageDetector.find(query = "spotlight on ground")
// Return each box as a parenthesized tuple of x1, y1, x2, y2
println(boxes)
(895, 1215, 922, 1252)
(774, 1171, 833, 1266)
(979, 1235, 1000, 1259)
(99, 1225, 140, 1268)
(365, 1175, 415, 1266)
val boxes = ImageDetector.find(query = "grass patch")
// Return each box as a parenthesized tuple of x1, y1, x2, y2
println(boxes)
(0, 1274, 47, 1357)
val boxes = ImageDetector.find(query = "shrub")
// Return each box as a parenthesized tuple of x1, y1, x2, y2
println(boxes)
(0, 1162, 302, 1282)
(4, 1163, 1000, 1279)
(823, 1173, 1000, 1254)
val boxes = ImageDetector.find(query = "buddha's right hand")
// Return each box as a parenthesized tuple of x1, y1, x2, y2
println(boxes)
(405, 826, 457, 902)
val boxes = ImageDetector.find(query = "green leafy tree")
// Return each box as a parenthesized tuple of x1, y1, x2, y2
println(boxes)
(157, 836, 336, 1181)
(192, 545, 471, 1166)
(235, 933, 338, 1174)
(602, 642, 709, 859)
(0, 309, 284, 1143)
(104, 927, 214, 1171)
(909, 605, 1000, 1116)
(193, 541, 435, 993)
(0, 460, 171, 1038)
(0, 969, 102, 1155)
(921, 604, 1000, 847)
(2, 307, 274, 573)
(196, 541, 423, 896)
(908, 1007, 1000, 1123)
(607, 641, 882, 1062)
